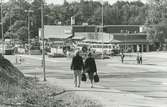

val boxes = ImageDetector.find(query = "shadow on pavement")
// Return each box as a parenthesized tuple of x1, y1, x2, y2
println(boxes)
(66, 88, 122, 94)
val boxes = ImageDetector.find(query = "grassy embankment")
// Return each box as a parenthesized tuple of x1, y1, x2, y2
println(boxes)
(0, 56, 102, 107)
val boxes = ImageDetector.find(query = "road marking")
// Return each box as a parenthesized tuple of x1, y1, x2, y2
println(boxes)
(21, 55, 71, 63)
(107, 63, 167, 71)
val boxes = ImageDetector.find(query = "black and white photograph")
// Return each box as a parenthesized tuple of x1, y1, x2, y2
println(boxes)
(1, 0, 167, 106)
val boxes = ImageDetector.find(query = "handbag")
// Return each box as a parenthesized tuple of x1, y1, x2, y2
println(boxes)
(81, 73, 87, 81)
(94, 72, 99, 83)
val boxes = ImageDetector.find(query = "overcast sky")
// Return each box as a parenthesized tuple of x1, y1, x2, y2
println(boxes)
(46, 0, 147, 5)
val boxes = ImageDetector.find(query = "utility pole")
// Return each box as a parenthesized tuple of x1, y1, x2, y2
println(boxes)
(41, 0, 46, 81)
(101, 0, 104, 59)
(25, 9, 33, 55)
(1, 0, 4, 56)
(9, 8, 12, 43)
(124, 31, 126, 52)
(27, 11, 30, 54)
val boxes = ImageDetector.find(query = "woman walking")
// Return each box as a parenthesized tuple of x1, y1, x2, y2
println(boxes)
(84, 53, 97, 88)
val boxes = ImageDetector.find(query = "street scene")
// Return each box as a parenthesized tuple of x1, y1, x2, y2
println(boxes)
(1, 0, 167, 107)
(5, 52, 167, 107)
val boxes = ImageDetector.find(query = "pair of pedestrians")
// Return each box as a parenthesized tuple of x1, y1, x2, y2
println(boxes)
(71, 51, 97, 88)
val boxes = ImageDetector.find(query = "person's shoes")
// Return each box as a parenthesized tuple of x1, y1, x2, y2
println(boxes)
(91, 85, 93, 88)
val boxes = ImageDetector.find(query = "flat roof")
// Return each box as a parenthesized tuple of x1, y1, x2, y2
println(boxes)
(113, 33, 147, 35)
(72, 25, 142, 27)
(39, 25, 72, 39)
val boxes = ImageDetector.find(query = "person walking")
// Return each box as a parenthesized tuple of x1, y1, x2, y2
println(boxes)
(136, 53, 142, 64)
(139, 54, 142, 64)
(71, 51, 84, 88)
(84, 53, 97, 88)
(136, 55, 140, 64)
(137, 55, 140, 64)
(121, 52, 125, 63)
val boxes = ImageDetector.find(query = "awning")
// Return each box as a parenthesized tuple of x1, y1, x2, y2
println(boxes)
(72, 36, 86, 40)
(47, 34, 72, 39)
(83, 39, 110, 43)
(109, 39, 121, 43)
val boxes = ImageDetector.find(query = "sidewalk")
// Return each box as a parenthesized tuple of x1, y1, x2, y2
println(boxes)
(25, 68, 167, 106)
(9, 55, 167, 107)
(38, 75, 167, 107)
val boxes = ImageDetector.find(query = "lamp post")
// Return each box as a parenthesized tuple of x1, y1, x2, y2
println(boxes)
(25, 9, 33, 55)
(1, 0, 4, 56)
(41, 0, 46, 81)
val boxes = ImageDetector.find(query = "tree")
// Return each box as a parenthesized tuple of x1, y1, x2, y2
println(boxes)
(146, 0, 167, 50)
(17, 26, 28, 43)
(5, 20, 27, 42)
(1, 0, 148, 42)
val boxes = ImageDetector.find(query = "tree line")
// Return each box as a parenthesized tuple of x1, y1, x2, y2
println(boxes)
(0, 0, 167, 49)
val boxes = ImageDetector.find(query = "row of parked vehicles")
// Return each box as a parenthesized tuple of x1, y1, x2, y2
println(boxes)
(1, 39, 120, 59)
(46, 42, 120, 59)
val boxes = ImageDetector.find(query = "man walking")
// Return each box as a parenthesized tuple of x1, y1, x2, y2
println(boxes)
(121, 52, 125, 63)
(71, 51, 84, 88)
(137, 55, 140, 64)
(139, 54, 142, 64)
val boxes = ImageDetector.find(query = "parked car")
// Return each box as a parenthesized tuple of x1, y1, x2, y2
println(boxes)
(29, 42, 41, 55)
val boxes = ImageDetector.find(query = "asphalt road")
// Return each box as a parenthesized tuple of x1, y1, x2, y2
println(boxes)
(5, 52, 167, 106)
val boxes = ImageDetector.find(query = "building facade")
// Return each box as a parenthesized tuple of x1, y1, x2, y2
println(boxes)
(39, 25, 150, 53)
(72, 25, 149, 52)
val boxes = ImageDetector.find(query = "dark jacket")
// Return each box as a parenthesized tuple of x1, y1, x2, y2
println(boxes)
(84, 57, 97, 73)
(71, 55, 84, 70)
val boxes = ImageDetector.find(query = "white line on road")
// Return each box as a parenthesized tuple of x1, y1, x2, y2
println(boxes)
(21, 55, 71, 63)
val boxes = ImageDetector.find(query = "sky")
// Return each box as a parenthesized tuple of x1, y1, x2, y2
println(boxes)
(46, 0, 147, 5)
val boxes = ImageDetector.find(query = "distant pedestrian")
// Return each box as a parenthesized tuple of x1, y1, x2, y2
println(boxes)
(121, 52, 125, 63)
(19, 56, 21, 64)
(84, 53, 97, 88)
(71, 51, 84, 88)
(137, 55, 140, 64)
(66, 50, 70, 57)
(139, 54, 142, 64)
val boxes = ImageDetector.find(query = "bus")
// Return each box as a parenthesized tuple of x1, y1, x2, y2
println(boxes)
(90, 43, 120, 56)
(76, 42, 120, 56)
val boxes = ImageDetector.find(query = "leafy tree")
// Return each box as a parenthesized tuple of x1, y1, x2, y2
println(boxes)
(17, 26, 28, 43)
(146, 0, 167, 49)
(1, 0, 148, 42)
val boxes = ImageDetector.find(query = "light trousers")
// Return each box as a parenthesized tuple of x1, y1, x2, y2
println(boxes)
(73, 70, 82, 87)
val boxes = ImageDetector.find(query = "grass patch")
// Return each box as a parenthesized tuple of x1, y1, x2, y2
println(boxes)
(55, 92, 102, 107)
(0, 56, 102, 107)
(0, 77, 102, 107)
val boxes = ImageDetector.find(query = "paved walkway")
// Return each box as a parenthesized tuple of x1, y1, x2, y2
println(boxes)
(45, 77, 167, 107)
(6, 53, 167, 107)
